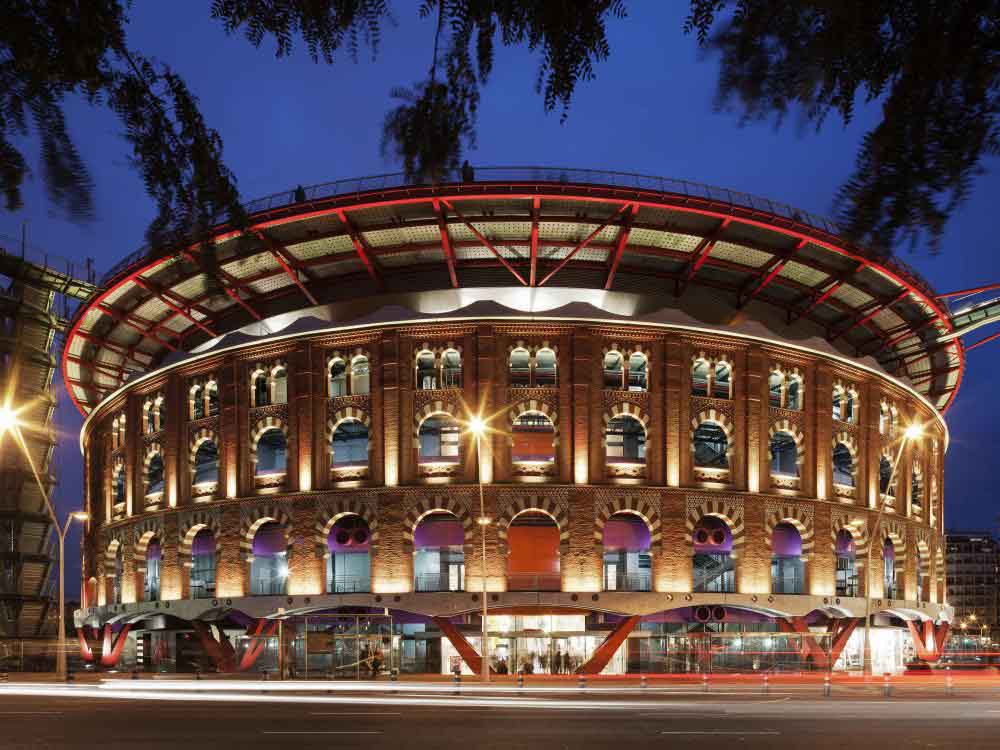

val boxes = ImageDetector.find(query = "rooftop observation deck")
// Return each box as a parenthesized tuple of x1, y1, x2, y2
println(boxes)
(62, 166, 962, 416)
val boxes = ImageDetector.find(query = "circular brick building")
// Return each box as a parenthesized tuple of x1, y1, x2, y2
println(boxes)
(70, 168, 956, 675)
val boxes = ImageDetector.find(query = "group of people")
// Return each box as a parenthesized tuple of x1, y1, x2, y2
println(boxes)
(492, 648, 580, 675)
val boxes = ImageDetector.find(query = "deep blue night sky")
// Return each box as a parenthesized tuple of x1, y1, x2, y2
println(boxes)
(2, 4, 997, 596)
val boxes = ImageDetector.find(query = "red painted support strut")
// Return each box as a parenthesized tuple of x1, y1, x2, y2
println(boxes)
(965, 329, 1000, 352)
(677, 217, 731, 296)
(538, 203, 630, 287)
(432, 616, 490, 675)
(529, 197, 540, 287)
(777, 617, 830, 669)
(100, 623, 132, 667)
(576, 615, 640, 675)
(76, 627, 96, 663)
(935, 282, 1000, 299)
(905, 620, 951, 663)
(257, 232, 320, 307)
(739, 238, 807, 307)
(238, 619, 279, 672)
(191, 620, 237, 672)
(432, 199, 459, 288)
(336, 209, 382, 287)
(603, 204, 638, 290)
(441, 199, 528, 286)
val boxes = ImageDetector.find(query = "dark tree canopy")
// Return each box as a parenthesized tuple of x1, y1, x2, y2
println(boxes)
(1, 0, 243, 248)
(2, 1, 996, 256)
(685, 1, 1000, 253)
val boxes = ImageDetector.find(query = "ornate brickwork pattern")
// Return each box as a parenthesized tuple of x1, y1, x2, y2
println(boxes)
(684, 494, 745, 558)
(239, 503, 292, 555)
(592, 494, 662, 547)
(314, 497, 381, 555)
(178, 509, 224, 558)
(412, 398, 460, 436)
(763, 501, 815, 557)
(830, 510, 868, 558)
(495, 491, 571, 554)
(401, 494, 473, 547)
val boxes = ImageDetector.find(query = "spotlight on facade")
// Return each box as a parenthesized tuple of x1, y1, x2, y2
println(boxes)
(904, 424, 923, 441)
(0, 404, 19, 436)
(467, 415, 487, 436)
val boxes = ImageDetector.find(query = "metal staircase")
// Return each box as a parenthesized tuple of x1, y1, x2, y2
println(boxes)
(0, 237, 94, 639)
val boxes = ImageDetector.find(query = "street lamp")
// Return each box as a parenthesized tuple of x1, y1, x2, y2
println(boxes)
(863, 422, 922, 675)
(465, 413, 491, 683)
(0, 402, 88, 679)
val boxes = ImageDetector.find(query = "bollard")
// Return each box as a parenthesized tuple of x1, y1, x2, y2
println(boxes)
(517, 673, 524, 693)
(391, 669, 398, 692)
(762, 674, 769, 695)
(702, 673, 709, 693)
(195, 667, 202, 681)
(453, 672, 461, 695)
(131, 668, 139, 680)
(946, 666, 954, 697)
(640, 674, 647, 690)
(882, 672, 891, 697)
(578, 674, 586, 692)
(823, 675, 831, 697)
(0, 671, 8, 683)
(66, 669, 75, 684)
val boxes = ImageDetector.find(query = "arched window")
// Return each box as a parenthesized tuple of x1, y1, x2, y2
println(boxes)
(146, 454, 164, 496)
(693, 422, 728, 468)
(691, 360, 709, 396)
(713, 362, 731, 399)
(509, 348, 531, 386)
(416, 351, 437, 389)
(507, 511, 560, 591)
(327, 516, 371, 593)
(255, 429, 287, 476)
(879, 455, 894, 496)
(835, 530, 858, 596)
(442, 349, 462, 388)
(191, 385, 204, 420)
(413, 512, 464, 592)
(331, 420, 369, 467)
(768, 371, 783, 407)
(190, 529, 215, 599)
(144, 539, 161, 601)
(145, 401, 156, 434)
(786, 376, 801, 410)
(272, 367, 288, 404)
(250, 521, 287, 596)
(832, 442, 855, 487)
(418, 415, 460, 464)
(114, 466, 125, 504)
(329, 359, 347, 397)
(603, 351, 624, 389)
(911, 466, 923, 510)
(844, 390, 855, 423)
(112, 545, 123, 604)
(207, 381, 219, 416)
(193, 440, 219, 486)
(628, 352, 648, 391)
(350, 355, 370, 394)
(769, 431, 798, 477)
(602, 513, 651, 591)
(511, 412, 555, 463)
(253, 371, 269, 406)
(832, 387, 843, 421)
(692, 516, 735, 593)
(771, 522, 804, 594)
(883, 538, 897, 598)
(605, 415, 646, 464)
(535, 348, 557, 386)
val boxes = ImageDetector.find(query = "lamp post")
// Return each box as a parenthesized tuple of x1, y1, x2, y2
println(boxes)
(466, 415, 491, 683)
(0, 403, 88, 680)
(862, 423, 922, 675)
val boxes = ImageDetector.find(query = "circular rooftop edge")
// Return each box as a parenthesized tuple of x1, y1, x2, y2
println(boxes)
(63, 168, 962, 417)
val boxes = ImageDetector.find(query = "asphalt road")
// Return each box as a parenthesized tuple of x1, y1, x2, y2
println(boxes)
(3, 683, 1000, 750)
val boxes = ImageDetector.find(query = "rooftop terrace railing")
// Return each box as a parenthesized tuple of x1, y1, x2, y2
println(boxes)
(98, 166, 936, 300)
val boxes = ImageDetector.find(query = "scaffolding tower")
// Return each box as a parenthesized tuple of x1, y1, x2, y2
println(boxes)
(0, 237, 94, 639)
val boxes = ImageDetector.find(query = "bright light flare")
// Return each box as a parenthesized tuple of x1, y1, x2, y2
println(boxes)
(903, 424, 923, 440)
(466, 415, 487, 436)
(0, 404, 19, 436)
(71, 511, 90, 522)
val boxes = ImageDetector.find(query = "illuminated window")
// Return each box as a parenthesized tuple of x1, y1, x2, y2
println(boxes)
(769, 431, 798, 477)
(693, 422, 728, 468)
(418, 415, 460, 463)
(256, 429, 287, 476)
(331, 420, 369, 467)
(605, 415, 646, 464)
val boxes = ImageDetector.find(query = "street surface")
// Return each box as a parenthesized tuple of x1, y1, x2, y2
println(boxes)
(2, 678, 1000, 749)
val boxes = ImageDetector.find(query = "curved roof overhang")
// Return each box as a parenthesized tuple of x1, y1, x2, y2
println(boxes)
(63, 169, 962, 417)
